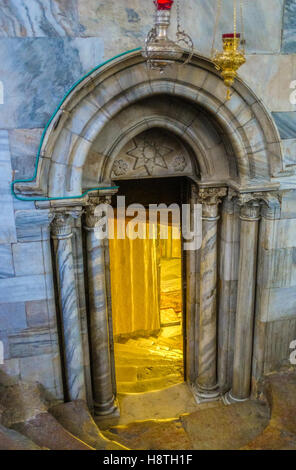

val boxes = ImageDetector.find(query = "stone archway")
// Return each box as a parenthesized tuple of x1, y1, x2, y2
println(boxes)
(16, 51, 284, 415)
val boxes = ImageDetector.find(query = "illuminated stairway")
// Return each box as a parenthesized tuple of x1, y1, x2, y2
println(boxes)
(114, 327, 184, 393)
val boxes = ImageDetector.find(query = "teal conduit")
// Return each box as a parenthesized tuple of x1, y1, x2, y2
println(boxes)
(11, 47, 142, 202)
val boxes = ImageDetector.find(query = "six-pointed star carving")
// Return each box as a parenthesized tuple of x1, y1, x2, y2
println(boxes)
(127, 138, 172, 174)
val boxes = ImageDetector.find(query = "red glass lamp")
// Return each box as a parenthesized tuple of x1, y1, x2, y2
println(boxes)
(154, 0, 174, 10)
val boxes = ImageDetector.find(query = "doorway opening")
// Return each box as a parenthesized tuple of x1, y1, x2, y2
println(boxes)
(109, 178, 187, 394)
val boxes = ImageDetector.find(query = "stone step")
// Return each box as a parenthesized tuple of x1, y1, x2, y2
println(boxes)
(12, 412, 95, 450)
(115, 364, 183, 382)
(49, 400, 127, 450)
(0, 423, 42, 450)
(117, 374, 183, 393)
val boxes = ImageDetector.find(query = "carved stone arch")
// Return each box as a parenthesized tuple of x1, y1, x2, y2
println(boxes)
(15, 51, 283, 198)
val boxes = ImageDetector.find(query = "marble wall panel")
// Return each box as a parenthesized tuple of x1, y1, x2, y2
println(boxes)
(258, 285, 296, 322)
(260, 218, 296, 250)
(19, 353, 57, 391)
(281, 138, 296, 168)
(0, 274, 47, 303)
(257, 247, 296, 288)
(25, 300, 50, 328)
(12, 241, 44, 276)
(0, 244, 14, 278)
(281, 190, 296, 218)
(9, 328, 58, 359)
(0, 0, 82, 37)
(263, 318, 296, 373)
(240, 55, 296, 112)
(0, 38, 103, 129)
(78, 0, 284, 57)
(282, 0, 296, 53)
(272, 112, 296, 139)
(0, 131, 17, 244)
(9, 129, 43, 179)
(0, 302, 27, 331)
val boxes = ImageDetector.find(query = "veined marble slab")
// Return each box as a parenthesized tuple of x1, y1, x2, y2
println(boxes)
(259, 285, 296, 322)
(12, 241, 44, 276)
(20, 353, 57, 391)
(282, 0, 296, 53)
(9, 129, 42, 179)
(0, 302, 27, 331)
(272, 112, 296, 139)
(0, 244, 14, 278)
(9, 329, 58, 359)
(0, 37, 103, 129)
(0, 130, 17, 244)
(0, 0, 82, 37)
(240, 55, 296, 112)
(0, 274, 47, 303)
(78, 0, 284, 56)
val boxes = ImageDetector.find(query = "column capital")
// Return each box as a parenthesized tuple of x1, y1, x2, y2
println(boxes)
(260, 192, 282, 220)
(235, 191, 282, 221)
(51, 209, 82, 239)
(237, 195, 261, 221)
(198, 187, 227, 220)
(198, 187, 228, 205)
(85, 195, 112, 229)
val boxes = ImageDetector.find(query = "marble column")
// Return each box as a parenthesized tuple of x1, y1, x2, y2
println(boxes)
(225, 195, 261, 403)
(84, 196, 116, 416)
(51, 210, 87, 402)
(185, 183, 199, 384)
(252, 194, 281, 382)
(218, 194, 240, 393)
(196, 187, 227, 401)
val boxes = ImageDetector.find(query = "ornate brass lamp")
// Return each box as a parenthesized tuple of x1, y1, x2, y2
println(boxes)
(143, 0, 193, 72)
(212, 0, 246, 100)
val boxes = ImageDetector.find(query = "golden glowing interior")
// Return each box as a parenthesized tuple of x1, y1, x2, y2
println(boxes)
(109, 212, 183, 393)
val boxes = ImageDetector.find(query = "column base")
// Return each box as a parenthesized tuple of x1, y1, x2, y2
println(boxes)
(193, 383, 220, 404)
(222, 390, 249, 406)
(94, 395, 118, 417)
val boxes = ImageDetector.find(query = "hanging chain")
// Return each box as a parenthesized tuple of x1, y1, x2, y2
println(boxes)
(240, 0, 245, 52)
(176, 0, 181, 32)
(175, 0, 194, 64)
(233, 0, 237, 49)
(211, 0, 222, 57)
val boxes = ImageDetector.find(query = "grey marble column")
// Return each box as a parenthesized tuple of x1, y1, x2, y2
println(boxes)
(196, 188, 227, 401)
(185, 183, 199, 384)
(218, 194, 240, 393)
(225, 195, 261, 403)
(51, 210, 87, 402)
(84, 196, 116, 416)
(252, 194, 281, 383)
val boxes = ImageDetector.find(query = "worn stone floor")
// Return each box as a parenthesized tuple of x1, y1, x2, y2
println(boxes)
(0, 370, 295, 450)
(97, 371, 296, 450)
